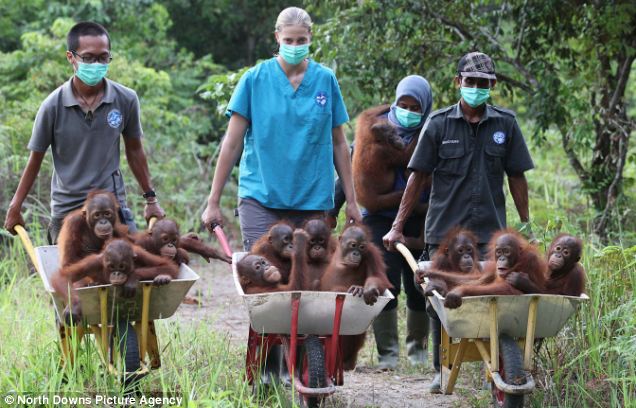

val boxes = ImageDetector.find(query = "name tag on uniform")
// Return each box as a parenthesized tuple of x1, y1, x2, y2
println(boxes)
(442, 139, 460, 145)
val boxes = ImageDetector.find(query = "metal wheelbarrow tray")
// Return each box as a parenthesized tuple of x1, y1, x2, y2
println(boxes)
(232, 252, 394, 335)
(232, 251, 394, 405)
(417, 260, 588, 339)
(35, 245, 199, 325)
(14, 223, 201, 380)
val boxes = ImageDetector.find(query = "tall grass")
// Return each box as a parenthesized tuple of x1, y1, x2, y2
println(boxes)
(2, 126, 635, 407)
(514, 130, 636, 407)
(0, 233, 297, 407)
(528, 244, 636, 407)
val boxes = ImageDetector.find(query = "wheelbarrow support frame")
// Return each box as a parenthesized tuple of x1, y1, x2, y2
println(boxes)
(14, 225, 160, 377)
(245, 291, 346, 398)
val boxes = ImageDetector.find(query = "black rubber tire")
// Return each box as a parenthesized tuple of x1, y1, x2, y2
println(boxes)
(296, 335, 326, 408)
(491, 334, 525, 408)
(109, 320, 141, 386)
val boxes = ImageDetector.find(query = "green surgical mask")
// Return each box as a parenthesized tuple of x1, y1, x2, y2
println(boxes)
(460, 87, 490, 107)
(279, 43, 310, 65)
(76, 62, 109, 86)
(395, 106, 423, 128)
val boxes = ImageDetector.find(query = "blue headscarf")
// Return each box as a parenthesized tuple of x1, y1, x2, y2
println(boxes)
(387, 75, 433, 145)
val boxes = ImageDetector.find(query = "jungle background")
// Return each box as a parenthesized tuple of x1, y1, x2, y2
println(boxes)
(0, 1, 634, 407)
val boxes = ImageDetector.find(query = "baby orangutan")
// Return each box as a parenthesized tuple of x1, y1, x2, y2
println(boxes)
(415, 227, 482, 296)
(52, 239, 178, 325)
(506, 233, 586, 297)
(133, 219, 231, 265)
(237, 229, 308, 294)
(443, 229, 547, 309)
(251, 222, 295, 284)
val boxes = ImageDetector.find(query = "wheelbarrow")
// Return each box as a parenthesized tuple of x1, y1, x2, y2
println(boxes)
(13, 224, 199, 384)
(212, 227, 394, 408)
(395, 243, 588, 408)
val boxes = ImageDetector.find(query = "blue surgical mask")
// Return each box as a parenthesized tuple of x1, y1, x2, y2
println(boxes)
(460, 87, 490, 108)
(76, 62, 109, 86)
(395, 106, 423, 128)
(279, 43, 310, 65)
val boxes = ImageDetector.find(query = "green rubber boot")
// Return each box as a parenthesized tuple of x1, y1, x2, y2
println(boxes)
(372, 308, 399, 370)
(406, 308, 429, 366)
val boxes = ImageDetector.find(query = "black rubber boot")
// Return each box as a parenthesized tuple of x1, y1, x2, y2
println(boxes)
(372, 308, 399, 370)
(406, 308, 429, 366)
(428, 304, 442, 393)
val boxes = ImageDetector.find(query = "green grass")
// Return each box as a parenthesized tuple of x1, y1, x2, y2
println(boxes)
(0, 236, 297, 407)
(1, 127, 635, 407)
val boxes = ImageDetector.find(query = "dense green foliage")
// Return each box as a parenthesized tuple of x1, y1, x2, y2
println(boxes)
(0, 1, 635, 407)
(161, 0, 303, 68)
(310, 0, 636, 239)
(0, 2, 229, 232)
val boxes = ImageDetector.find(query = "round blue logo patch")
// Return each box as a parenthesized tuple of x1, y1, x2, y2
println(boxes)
(107, 109, 123, 128)
(315, 91, 327, 107)
(493, 131, 506, 144)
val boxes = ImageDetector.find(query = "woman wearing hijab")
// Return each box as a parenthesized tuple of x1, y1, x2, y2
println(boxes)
(352, 75, 433, 370)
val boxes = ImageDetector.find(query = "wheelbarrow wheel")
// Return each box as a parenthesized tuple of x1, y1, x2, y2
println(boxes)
(296, 335, 326, 408)
(492, 334, 525, 408)
(109, 320, 141, 386)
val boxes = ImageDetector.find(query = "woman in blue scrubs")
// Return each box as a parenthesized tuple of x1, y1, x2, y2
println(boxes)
(202, 6, 361, 250)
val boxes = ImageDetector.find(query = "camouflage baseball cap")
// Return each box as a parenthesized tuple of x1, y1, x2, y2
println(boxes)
(457, 52, 496, 80)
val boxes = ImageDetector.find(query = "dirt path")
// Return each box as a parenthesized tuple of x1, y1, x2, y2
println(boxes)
(176, 259, 471, 407)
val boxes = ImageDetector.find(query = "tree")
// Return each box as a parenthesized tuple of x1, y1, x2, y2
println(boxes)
(160, 0, 304, 69)
(0, 9, 226, 231)
(312, 0, 635, 239)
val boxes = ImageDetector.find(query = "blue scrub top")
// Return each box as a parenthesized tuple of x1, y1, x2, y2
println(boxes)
(226, 57, 349, 210)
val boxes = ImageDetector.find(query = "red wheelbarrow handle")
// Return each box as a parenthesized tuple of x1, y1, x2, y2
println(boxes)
(211, 223, 233, 258)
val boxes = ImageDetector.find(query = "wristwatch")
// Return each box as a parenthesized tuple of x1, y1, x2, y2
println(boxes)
(142, 190, 157, 199)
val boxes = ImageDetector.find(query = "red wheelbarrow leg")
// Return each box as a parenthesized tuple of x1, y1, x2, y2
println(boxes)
(285, 292, 302, 378)
(326, 294, 346, 382)
(245, 328, 279, 384)
(245, 326, 260, 384)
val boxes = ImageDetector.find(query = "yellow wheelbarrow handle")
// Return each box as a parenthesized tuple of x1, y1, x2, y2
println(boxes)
(13, 225, 40, 274)
(147, 216, 158, 231)
(395, 242, 431, 288)
(395, 242, 419, 273)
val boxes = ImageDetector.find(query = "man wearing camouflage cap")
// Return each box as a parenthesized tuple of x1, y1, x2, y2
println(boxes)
(383, 51, 534, 392)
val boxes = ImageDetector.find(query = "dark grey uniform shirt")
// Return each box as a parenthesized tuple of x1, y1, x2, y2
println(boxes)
(408, 102, 534, 245)
(28, 78, 143, 217)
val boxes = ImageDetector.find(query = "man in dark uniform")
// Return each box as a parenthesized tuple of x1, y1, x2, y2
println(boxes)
(383, 51, 534, 391)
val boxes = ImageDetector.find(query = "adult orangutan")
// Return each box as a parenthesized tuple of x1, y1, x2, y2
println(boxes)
(415, 227, 483, 296)
(444, 229, 547, 309)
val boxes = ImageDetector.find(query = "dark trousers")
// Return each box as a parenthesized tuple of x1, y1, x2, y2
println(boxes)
(237, 197, 324, 251)
(363, 214, 427, 311)
(427, 302, 442, 371)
